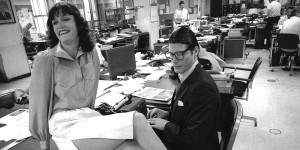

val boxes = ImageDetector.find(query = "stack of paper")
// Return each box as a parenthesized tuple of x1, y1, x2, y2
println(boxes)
(0, 109, 31, 142)
(145, 69, 166, 81)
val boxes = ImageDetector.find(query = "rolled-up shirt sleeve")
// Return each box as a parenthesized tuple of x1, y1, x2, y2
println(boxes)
(29, 51, 54, 149)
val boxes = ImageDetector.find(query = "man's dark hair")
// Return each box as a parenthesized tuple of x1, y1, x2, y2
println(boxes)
(46, 2, 94, 52)
(169, 27, 199, 49)
(290, 8, 299, 18)
(179, 1, 185, 5)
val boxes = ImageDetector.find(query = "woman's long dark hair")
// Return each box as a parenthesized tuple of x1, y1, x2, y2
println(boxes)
(46, 2, 94, 52)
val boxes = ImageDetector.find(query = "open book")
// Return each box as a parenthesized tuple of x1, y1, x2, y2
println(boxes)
(132, 87, 173, 102)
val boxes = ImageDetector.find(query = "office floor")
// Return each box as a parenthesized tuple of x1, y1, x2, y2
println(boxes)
(1, 46, 300, 150)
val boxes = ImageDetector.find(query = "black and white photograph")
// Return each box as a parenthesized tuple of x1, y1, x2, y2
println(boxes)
(0, 0, 15, 24)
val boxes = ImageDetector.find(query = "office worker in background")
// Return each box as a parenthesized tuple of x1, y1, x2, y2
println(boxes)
(198, 46, 226, 72)
(265, 0, 281, 49)
(29, 2, 166, 150)
(174, 1, 189, 24)
(281, 8, 300, 39)
(277, 6, 294, 26)
(148, 27, 221, 150)
(22, 22, 33, 43)
(0, 4, 11, 20)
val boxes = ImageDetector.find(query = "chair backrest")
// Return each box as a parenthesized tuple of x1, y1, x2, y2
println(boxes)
(246, 57, 263, 87)
(277, 33, 299, 49)
(218, 98, 243, 150)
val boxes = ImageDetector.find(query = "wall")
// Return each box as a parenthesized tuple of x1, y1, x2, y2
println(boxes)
(170, 0, 199, 19)
(0, 1, 30, 81)
(134, 0, 159, 50)
(134, 0, 201, 50)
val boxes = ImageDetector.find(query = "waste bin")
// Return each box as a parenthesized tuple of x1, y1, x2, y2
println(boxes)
(254, 24, 265, 49)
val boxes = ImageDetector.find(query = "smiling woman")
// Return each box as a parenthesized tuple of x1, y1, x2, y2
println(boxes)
(29, 2, 166, 150)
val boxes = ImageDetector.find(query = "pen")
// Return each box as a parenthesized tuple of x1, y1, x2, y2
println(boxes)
(103, 81, 119, 91)
(97, 90, 111, 98)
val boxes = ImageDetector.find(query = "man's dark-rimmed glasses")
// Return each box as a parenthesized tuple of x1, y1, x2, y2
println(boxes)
(165, 47, 192, 60)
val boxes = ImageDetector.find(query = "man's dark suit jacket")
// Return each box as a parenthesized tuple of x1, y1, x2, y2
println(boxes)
(164, 63, 221, 150)
(0, 11, 11, 20)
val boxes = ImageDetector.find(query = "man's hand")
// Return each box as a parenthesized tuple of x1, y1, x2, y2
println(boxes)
(147, 108, 169, 119)
(148, 118, 169, 131)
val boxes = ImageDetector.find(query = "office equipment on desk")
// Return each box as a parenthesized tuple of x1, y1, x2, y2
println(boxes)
(223, 36, 247, 64)
(222, 57, 263, 127)
(227, 28, 243, 38)
(100, 44, 136, 80)
(277, 33, 300, 76)
(119, 97, 147, 116)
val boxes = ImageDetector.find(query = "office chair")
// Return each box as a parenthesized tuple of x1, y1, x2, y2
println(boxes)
(277, 33, 300, 76)
(222, 57, 263, 127)
(218, 98, 243, 150)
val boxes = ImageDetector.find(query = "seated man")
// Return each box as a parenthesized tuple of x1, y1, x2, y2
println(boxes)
(280, 8, 300, 66)
(278, 6, 294, 26)
(281, 8, 300, 39)
(22, 22, 33, 43)
(148, 27, 221, 150)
